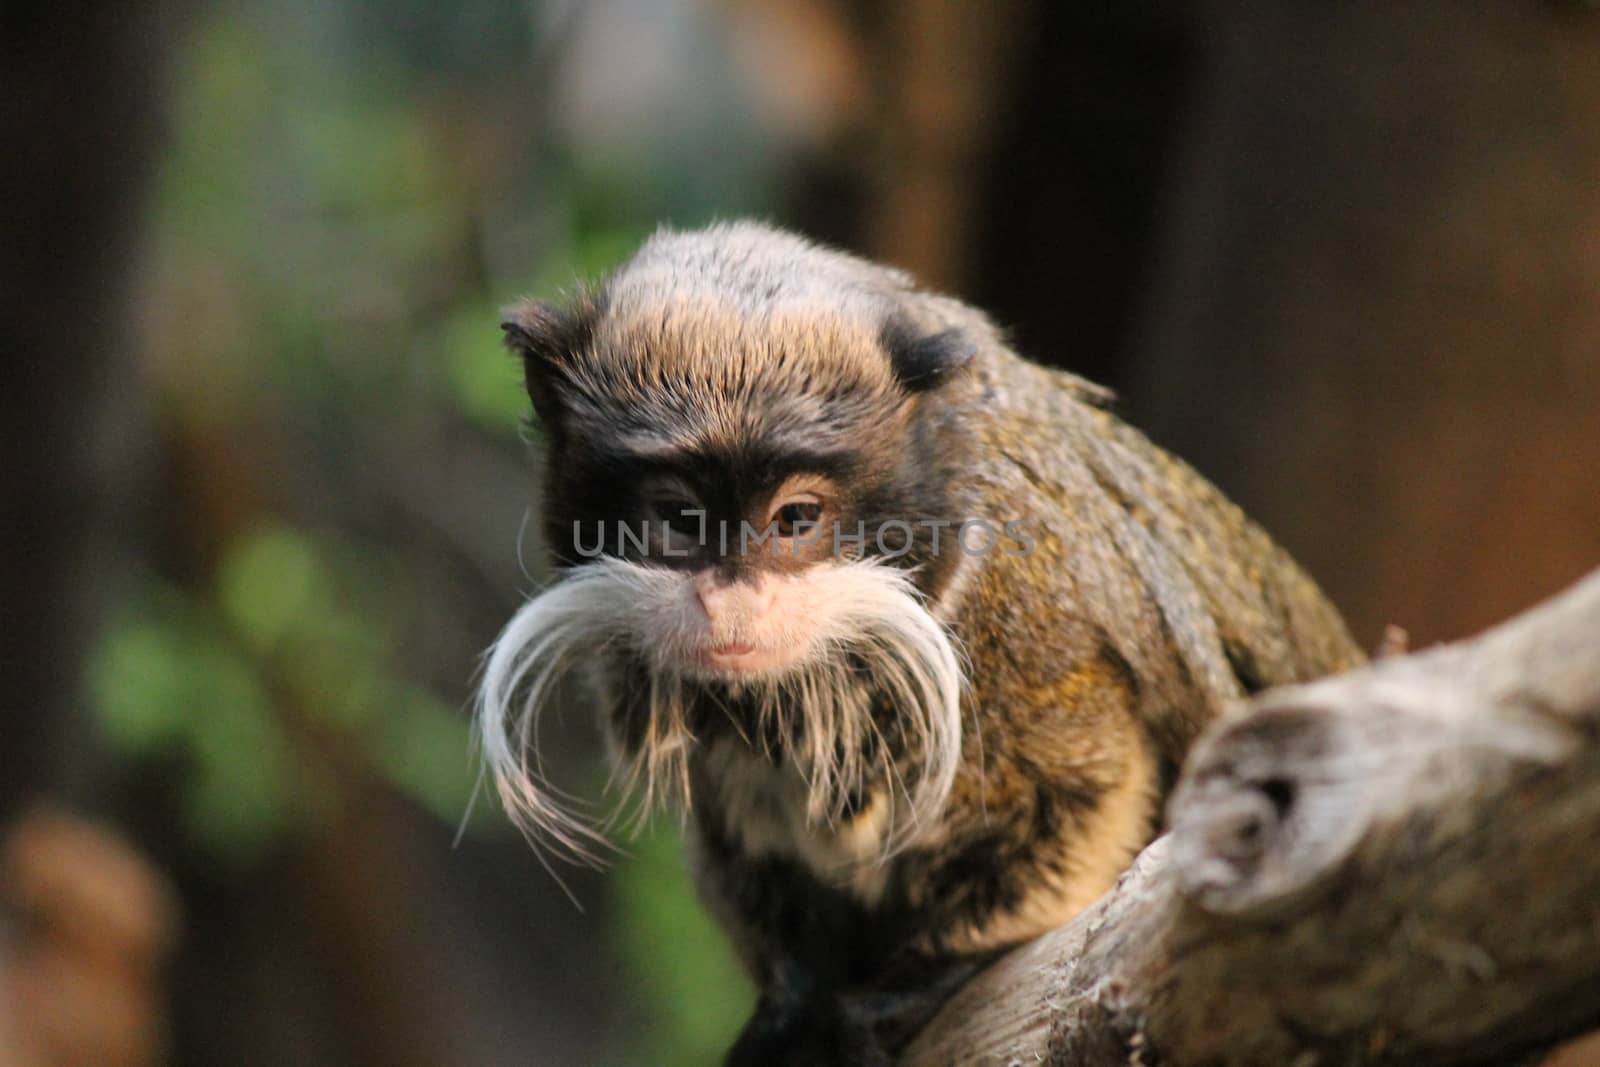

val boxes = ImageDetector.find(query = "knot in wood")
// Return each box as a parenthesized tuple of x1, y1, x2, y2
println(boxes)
(1201, 788, 1281, 869)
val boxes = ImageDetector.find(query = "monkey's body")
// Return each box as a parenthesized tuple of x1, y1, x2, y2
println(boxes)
(690, 342, 1361, 1061)
(480, 222, 1363, 1065)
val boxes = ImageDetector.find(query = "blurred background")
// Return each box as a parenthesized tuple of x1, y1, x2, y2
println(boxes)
(2, 2, 1598, 1065)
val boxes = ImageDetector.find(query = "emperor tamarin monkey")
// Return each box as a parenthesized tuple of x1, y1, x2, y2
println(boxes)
(477, 222, 1363, 1065)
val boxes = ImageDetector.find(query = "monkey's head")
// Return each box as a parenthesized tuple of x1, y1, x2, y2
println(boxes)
(476, 223, 985, 860)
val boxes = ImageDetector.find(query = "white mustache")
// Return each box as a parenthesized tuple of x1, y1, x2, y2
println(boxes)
(474, 557, 965, 864)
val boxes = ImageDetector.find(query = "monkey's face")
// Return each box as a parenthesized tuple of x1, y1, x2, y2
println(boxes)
(605, 468, 849, 677)
(475, 229, 976, 857)
(541, 434, 946, 683)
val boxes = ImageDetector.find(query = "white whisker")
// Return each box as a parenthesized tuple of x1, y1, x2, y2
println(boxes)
(474, 556, 965, 868)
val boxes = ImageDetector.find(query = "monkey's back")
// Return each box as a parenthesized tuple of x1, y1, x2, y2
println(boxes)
(905, 350, 1364, 956)
(959, 351, 1362, 751)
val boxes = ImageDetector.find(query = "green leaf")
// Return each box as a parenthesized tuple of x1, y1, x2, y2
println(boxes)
(442, 299, 528, 433)
(612, 825, 754, 1066)
(91, 618, 202, 753)
(91, 592, 297, 865)
(181, 675, 296, 862)
(216, 525, 325, 656)
(368, 685, 481, 826)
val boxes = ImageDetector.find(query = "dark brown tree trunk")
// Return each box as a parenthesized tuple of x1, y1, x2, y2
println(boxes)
(0, 3, 172, 824)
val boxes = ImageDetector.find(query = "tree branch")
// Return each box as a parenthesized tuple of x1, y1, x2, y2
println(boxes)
(905, 567, 1600, 1066)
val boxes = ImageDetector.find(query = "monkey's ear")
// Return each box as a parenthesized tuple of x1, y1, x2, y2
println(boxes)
(501, 298, 588, 424)
(882, 318, 976, 393)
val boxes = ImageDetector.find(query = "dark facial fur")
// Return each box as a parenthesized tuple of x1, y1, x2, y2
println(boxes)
(505, 224, 976, 595)
(480, 221, 1365, 1066)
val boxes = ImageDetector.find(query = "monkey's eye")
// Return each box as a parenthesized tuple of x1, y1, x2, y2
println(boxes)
(650, 499, 702, 533)
(771, 498, 824, 536)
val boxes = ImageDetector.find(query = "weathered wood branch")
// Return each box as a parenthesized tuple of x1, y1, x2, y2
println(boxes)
(905, 567, 1600, 1067)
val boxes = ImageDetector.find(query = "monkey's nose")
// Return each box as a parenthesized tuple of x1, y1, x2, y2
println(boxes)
(693, 572, 775, 624)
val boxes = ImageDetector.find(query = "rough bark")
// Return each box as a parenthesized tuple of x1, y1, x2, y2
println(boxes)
(905, 566, 1600, 1067)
